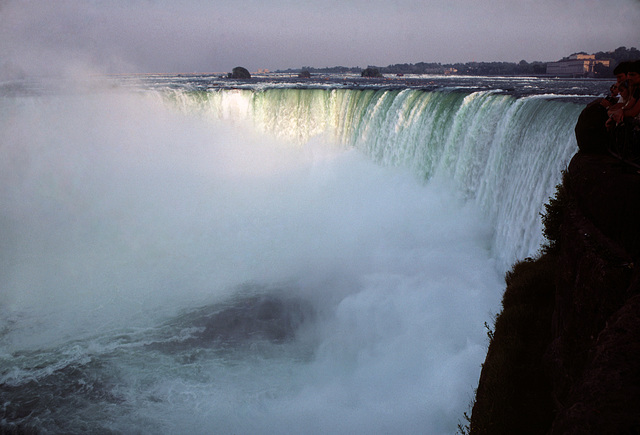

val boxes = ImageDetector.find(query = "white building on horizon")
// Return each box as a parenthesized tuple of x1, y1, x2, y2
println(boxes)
(546, 53, 610, 77)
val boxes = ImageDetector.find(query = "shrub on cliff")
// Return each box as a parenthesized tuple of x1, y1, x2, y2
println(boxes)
(465, 171, 571, 434)
(468, 254, 557, 435)
(540, 171, 570, 254)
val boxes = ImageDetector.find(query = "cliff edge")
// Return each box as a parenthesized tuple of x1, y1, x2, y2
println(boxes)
(469, 101, 640, 434)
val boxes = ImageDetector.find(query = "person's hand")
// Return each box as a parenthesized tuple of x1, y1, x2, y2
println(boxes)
(611, 109, 624, 123)
(606, 116, 616, 131)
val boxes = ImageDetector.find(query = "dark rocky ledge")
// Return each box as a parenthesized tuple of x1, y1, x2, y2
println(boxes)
(228, 66, 251, 79)
(468, 102, 640, 434)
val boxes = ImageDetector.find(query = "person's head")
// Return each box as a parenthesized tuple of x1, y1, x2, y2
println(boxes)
(610, 83, 619, 95)
(619, 80, 630, 97)
(626, 60, 640, 85)
(613, 61, 630, 83)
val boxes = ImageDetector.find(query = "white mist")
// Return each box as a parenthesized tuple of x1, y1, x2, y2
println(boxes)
(0, 86, 504, 434)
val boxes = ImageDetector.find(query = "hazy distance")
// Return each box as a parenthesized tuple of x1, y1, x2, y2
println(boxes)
(1, 0, 639, 77)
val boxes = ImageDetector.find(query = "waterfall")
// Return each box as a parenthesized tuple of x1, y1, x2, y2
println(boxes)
(0, 81, 587, 434)
(169, 87, 582, 267)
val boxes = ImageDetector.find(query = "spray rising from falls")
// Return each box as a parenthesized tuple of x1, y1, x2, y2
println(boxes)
(0, 82, 585, 434)
(172, 87, 581, 266)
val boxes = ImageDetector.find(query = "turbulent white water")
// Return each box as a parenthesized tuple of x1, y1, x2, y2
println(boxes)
(171, 86, 581, 266)
(0, 77, 585, 434)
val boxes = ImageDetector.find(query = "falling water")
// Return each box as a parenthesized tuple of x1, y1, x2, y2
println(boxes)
(0, 76, 587, 434)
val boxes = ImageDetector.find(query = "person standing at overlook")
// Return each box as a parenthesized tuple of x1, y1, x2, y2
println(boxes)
(607, 60, 640, 163)
(614, 61, 631, 83)
(610, 60, 640, 124)
(601, 61, 631, 110)
(607, 81, 630, 121)
(605, 82, 620, 105)
(617, 81, 631, 107)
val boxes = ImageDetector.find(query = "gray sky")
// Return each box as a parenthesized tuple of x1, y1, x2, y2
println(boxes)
(1, 0, 639, 76)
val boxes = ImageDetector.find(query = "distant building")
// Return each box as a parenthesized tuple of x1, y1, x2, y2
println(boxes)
(546, 53, 610, 77)
(419, 67, 457, 75)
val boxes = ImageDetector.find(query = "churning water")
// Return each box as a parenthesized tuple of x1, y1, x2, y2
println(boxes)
(0, 75, 594, 433)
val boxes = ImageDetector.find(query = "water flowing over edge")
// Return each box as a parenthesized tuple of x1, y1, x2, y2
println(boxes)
(0, 82, 585, 434)
(169, 86, 582, 269)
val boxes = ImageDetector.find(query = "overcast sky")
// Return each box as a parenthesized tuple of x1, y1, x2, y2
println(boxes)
(1, 0, 639, 76)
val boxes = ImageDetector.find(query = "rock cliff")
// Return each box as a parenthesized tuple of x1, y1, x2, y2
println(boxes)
(469, 101, 640, 434)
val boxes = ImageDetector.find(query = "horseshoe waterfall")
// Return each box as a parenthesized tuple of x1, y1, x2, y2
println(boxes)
(0, 77, 588, 434)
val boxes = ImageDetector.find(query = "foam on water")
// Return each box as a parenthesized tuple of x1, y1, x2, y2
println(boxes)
(0, 79, 582, 433)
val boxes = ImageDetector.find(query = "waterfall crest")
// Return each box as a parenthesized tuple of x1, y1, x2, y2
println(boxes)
(171, 87, 582, 266)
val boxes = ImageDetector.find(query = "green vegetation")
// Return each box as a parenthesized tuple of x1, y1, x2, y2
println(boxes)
(464, 181, 570, 434)
(277, 46, 639, 77)
(540, 172, 570, 254)
(382, 60, 548, 76)
(468, 256, 557, 434)
(360, 67, 383, 78)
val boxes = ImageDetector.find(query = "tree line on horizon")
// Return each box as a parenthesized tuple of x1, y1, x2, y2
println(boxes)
(278, 46, 639, 77)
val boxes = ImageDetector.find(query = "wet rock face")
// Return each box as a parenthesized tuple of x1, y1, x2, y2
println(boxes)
(229, 66, 251, 79)
(574, 100, 609, 154)
(566, 152, 640, 257)
(545, 153, 640, 435)
(197, 295, 311, 344)
(470, 103, 640, 435)
(550, 293, 640, 435)
(148, 293, 316, 354)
